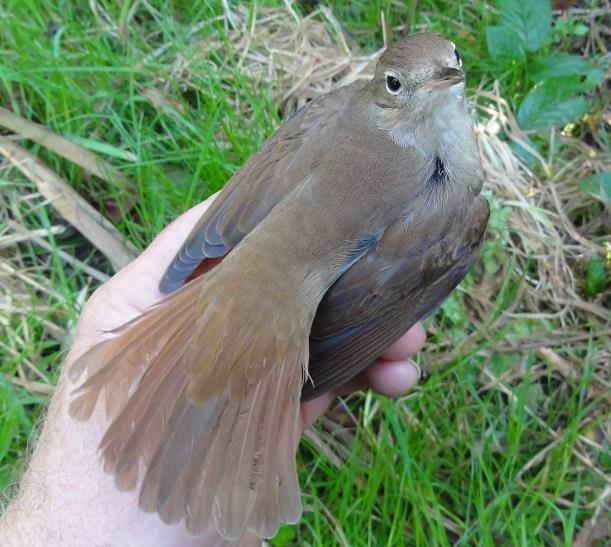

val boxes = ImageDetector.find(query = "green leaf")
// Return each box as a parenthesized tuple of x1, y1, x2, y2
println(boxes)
(578, 172, 611, 204)
(573, 23, 590, 36)
(498, 0, 552, 52)
(584, 255, 608, 297)
(486, 25, 523, 61)
(530, 54, 604, 90)
(517, 78, 588, 130)
(554, 18, 590, 39)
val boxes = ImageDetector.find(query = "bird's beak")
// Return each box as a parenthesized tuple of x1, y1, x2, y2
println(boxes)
(425, 67, 465, 89)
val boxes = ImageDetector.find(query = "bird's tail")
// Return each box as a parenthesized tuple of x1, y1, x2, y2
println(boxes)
(69, 256, 311, 541)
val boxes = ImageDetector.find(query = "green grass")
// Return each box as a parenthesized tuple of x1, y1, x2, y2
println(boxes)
(1, 1, 609, 545)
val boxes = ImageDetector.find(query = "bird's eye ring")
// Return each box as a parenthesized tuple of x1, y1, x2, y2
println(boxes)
(385, 74, 402, 94)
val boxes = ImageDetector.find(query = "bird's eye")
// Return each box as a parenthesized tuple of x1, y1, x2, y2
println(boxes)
(454, 47, 462, 67)
(385, 75, 402, 94)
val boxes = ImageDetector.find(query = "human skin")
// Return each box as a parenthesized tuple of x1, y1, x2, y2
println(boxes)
(0, 195, 425, 546)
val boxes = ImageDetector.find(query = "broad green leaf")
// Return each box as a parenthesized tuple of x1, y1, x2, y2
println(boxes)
(517, 78, 588, 130)
(578, 172, 611, 204)
(530, 54, 604, 90)
(584, 255, 608, 297)
(486, 25, 523, 61)
(498, 0, 552, 52)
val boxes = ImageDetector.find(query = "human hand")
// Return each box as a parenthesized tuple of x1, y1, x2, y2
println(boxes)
(1, 194, 424, 546)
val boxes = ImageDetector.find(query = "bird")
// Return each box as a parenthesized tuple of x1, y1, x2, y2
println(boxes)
(68, 32, 489, 545)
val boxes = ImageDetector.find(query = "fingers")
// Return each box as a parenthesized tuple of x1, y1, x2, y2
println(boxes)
(380, 322, 426, 361)
(130, 195, 218, 278)
(300, 394, 334, 430)
(300, 323, 426, 429)
(97, 195, 218, 305)
(336, 323, 425, 396)
(333, 358, 420, 398)
(359, 358, 421, 396)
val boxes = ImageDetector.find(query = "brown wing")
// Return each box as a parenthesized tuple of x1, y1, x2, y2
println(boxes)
(159, 90, 348, 293)
(302, 196, 489, 400)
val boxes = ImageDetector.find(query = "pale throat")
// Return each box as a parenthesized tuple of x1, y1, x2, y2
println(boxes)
(378, 83, 471, 161)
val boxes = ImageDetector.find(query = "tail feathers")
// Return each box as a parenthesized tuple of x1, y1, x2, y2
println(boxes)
(185, 292, 306, 403)
(108, 353, 303, 540)
(68, 265, 308, 540)
(69, 282, 197, 422)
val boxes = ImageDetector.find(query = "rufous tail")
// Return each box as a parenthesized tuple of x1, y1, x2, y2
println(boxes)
(69, 259, 310, 541)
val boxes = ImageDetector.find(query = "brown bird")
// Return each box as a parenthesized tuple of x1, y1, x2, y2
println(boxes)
(69, 33, 489, 544)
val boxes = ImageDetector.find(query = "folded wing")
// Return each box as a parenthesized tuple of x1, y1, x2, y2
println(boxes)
(303, 196, 489, 400)
(160, 93, 344, 293)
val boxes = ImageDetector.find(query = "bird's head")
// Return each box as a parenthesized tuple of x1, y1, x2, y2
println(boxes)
(362, 33, 482, 194)
(367, 33, 466, 115)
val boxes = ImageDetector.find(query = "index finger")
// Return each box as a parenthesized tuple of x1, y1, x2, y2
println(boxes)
(131, 195, 218, 278)
(104, 195, 218, 299)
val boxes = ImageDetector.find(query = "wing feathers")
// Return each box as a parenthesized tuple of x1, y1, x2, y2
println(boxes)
(159, 93, 338, 296)
(304, 198, 489, 400)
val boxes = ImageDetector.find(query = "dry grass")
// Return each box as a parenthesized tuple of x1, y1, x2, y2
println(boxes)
(141, 0, 610, 400)
(1, 1, 609, 543)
